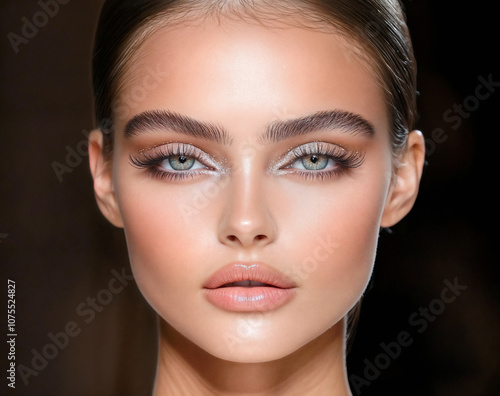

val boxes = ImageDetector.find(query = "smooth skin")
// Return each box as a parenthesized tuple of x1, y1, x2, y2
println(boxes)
(89, 16, 425, 396)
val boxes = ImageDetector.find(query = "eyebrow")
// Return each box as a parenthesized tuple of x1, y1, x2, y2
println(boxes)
(123, 109, 375, 145)
(124, 110, 234, 146)
(260, 110, 375, 144)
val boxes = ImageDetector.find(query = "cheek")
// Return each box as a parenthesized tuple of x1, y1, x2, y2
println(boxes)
(113, 170, 218, 316)
(313, 190, 382, 295)
(119, 189, 188, 314)
(279, 165, 391, 314)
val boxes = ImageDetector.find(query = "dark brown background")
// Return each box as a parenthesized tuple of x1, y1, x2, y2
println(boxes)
(1, 1, 499, 395)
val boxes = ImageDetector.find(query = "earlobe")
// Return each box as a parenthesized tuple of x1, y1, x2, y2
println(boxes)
(88, 130, 124, 228)
(381, 130, 426, 228)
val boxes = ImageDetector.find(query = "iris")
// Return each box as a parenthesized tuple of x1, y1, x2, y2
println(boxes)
(168, 156, 195, 170)
(302, 155, 329, 170)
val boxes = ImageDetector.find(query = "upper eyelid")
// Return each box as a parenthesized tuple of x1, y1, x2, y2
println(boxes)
(271, 142, 346, 167)
(139, 142, 197, 156)
(293, 142, 346, 158)
(140, 142, 206, 161)
(135, 142, 226, 171)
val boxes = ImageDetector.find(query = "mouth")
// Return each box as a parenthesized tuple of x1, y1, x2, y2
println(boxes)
(220, 280, 276, 288)
(203, 262, 297, 290)
(202, 262, 296, 312)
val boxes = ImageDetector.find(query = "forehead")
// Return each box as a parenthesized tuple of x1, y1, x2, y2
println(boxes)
(116, 17, 388, 136)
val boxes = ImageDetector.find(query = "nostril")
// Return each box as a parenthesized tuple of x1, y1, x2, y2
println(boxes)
(225, 234, 266, 244)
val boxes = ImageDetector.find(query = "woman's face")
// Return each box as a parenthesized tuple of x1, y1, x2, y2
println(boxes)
(108, 18, 395, 362)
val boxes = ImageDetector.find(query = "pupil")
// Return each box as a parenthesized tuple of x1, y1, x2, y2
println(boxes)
(178, 156, 187, 163)
(310, 155, 318, 163)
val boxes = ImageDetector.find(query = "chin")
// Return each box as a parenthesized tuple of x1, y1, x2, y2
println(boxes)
(189, 318, 340, 364)
(210, 341, 296, 363)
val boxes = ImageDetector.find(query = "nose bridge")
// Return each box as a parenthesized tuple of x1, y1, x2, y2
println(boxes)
(218, 161, 276, 247)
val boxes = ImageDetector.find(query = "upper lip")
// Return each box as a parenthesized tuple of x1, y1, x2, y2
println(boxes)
(203, 262, 297, 289)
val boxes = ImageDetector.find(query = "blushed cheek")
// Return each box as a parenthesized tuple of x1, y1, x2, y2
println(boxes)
(114, 181, 197, 305)
(307, 179, 388, 304)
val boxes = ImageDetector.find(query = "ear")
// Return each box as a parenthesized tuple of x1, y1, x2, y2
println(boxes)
(381, 130, 426, 228)
(88, 130, 124, 228)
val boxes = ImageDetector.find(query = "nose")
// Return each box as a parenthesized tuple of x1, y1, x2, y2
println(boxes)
(217, 171, 277, 248)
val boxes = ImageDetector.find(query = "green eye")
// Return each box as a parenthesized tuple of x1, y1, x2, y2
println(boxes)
(166, 156, 196, 170)
(300, 155, 330, 170)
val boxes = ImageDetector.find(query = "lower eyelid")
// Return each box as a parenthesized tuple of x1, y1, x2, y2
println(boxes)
(294, 169, 343, 179)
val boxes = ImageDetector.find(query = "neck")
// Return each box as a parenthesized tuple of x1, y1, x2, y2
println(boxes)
(153, 319, 352, 396)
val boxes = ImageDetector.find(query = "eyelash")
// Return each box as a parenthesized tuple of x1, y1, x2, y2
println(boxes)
(129, 141, 365, 181)
(129, 143, 217, 181)
(279, 142, 365, 180)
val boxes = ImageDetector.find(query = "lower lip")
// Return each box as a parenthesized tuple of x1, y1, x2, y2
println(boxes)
(203, 286, 296, 312)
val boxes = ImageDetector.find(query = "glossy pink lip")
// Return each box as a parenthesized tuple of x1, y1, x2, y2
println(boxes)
(203, 262, 297, 312)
